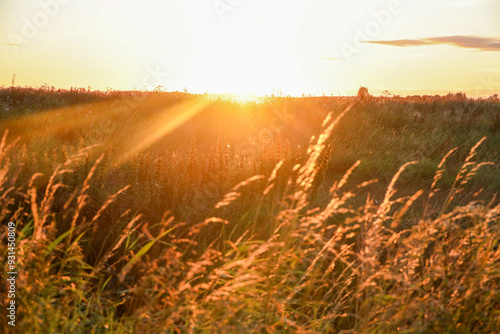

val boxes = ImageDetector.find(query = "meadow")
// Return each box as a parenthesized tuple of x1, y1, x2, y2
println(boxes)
(0, 86, 499, 333)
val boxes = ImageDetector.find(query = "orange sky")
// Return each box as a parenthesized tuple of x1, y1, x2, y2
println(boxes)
(1, 0, 499, 96)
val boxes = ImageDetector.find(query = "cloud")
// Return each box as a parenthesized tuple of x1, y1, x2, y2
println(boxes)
(0, 43, 20, 47)
(366, 36, 500, 51)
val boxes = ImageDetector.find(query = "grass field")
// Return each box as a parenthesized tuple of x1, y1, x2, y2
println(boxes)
(1, 86, 499, 333)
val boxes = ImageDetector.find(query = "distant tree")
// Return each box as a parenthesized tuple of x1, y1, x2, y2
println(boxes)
(357, 86, 370, 99)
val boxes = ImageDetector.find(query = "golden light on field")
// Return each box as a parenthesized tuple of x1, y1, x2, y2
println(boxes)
(1, 1, 500, 332)
(116, 97, 212, 165)
(221, 93, 264, 104)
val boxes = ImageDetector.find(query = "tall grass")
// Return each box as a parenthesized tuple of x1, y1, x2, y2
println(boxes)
(1, 96, 499, 333)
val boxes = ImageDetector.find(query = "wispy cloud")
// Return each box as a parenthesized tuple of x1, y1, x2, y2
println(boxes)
(366, 36, 500, 51)
(0, 43, 20, 47)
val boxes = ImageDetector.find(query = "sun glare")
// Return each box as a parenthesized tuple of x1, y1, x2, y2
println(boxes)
(218, 92, 264, 104)
(186, 22, 298, 96)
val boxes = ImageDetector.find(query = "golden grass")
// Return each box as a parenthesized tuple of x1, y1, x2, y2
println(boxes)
(0, 93, 499, 333)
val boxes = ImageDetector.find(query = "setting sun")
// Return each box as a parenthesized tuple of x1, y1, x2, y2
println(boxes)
(185, 21, 297, 95)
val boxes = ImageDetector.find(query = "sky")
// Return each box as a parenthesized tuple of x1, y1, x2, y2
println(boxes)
(1, 0, 499, 96)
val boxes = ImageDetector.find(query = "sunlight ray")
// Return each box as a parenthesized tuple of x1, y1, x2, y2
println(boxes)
(115, 97, 211, 165)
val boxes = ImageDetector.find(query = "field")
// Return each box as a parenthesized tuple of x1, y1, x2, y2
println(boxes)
(1, 86, 499, 333)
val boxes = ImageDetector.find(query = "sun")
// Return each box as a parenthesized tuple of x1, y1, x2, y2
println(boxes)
(186, 22, 298, 96)
(217, 92, 264, 104)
